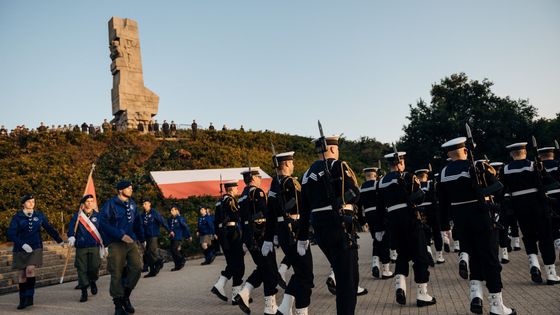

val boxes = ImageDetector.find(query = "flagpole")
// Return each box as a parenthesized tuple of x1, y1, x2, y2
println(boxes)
(60, 163, 96, 284)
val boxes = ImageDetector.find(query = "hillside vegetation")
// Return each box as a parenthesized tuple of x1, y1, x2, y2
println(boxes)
(0, 129, 388, 245)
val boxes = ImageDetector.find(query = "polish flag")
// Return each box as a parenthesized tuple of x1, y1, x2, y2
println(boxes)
(150, 167, 273, 199)
(83, 165, 98, 210)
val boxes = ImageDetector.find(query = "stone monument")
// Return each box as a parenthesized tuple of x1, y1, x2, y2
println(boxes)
(108, 17, 159, 130)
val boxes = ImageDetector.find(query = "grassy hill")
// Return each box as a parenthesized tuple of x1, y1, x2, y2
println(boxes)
(0, 129, 388, 248)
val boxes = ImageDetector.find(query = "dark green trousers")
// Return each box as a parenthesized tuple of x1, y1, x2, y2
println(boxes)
(74, 247, 100, 288)
(144, 237, 160, 265)
(107, 242, 142, 298)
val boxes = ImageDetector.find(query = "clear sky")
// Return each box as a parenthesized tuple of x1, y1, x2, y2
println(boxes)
(0, 0, 558, 142)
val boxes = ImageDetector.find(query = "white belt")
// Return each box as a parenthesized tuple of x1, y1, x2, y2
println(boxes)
(278, 214, 300, 222)
(387, 203, 407, 212)
(312, 205, 332, 213)
(546, 188, 560, 195)
(451, 199, 477, 206)
(419, 202, 432, 207)
(226, 222, 237, 227)
(511, 188, 538, 197)
(244, 221, 249, 225)
(364, 206, 377, 213)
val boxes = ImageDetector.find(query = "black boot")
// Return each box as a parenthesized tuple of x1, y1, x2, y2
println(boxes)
(25, 277, 35, 307)
(80, 288, 88, 302)
(113, 298, 128, 315)
(396, 288, 406, 305)
(470, 297, 483, 314)
(16, 283, 27, 310)
(531, 266, 543, 283)
(90, 281, 98, 295)
(123, 287, 135, 314)
(154, 259, 164, 275)
(144, 265, 156, 278)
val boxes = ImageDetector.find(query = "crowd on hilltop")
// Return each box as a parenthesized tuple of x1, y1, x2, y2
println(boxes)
(0, 119, 246, 139)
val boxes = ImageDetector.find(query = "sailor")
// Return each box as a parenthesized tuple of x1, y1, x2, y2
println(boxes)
(233, 167, 279, 315)
(538, 146, 560, 252)
(490, 162, 512, 264)
(500, 142, 560, 285)
(211, 180, 246, 304)
(357, 167, 394, 279)
(438, 137, 515, 315)
(377, 151, 436, 307)
(299, 135, 361, 315)
(415, 168, 445, 265)
(264, 151, 314, 315)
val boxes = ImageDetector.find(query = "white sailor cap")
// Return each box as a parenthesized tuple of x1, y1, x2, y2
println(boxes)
(505, 142, 527, 151)
(363, 167, 379, 173)
(414, 169, 429, 175)
(441, 137, 467, 152)
(312, 135, 340, 147)
(537, 147, 555, 154)
(489, 162, 504, 168)
(274, 151, 295, 162)
(383, 152, 406, 162)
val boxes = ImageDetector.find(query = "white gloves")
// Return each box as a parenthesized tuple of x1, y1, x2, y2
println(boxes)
(374, 231, 385, 242)
(261, 241, 274, 256)
(142, 241, 147, 247)
(22, 244, 33, 253)
(297, 240, 309, 256)
(68, 236, 76, 247)
(273, 235, 279, 246)
(100, 247, 108, 259)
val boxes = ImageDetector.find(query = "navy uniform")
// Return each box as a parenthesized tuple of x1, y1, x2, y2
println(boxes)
(500, 143, 560, 285)
(264, 152, 314, 315)
(377, 152, 435, 307)
(233, 167, 279, 315)
(438, 137, 515, 315)
(357, 167, 394, 279)
(198, 209, 216, 265)
(141, 201, 169, 277)
(211, 181, 246, 304)
(99, 180, 144, 315)
(416, 169, 445, 265)
(7, 194, 64, 310)
(67, 194, 103, 302)
(490, 162, 511, 263)
(538, 147, 560, 251)
(300, 136, 360, 315)
(167, 206, 191, 271)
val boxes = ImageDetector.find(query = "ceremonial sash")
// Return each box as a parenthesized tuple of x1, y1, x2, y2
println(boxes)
(78, 211, 104, 249)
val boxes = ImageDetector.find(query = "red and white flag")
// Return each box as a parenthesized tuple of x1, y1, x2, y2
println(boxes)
(83, 165, 98, 210)
(150, 167, 273, 199)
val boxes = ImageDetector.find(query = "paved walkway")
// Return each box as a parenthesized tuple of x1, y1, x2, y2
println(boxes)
(1, 232, 559, 314)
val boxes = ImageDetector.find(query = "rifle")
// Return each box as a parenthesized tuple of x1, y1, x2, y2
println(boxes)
(531, 136, 560, 210)
(555, 140, 560, 160)
(465, 123, 503, 228)
(219, 174, 223, 195)
(317, 120, 357, 249)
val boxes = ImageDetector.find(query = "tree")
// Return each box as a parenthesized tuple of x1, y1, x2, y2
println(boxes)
(401, 73, 538, 171)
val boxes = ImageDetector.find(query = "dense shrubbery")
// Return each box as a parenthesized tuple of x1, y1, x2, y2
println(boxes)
(0, 129, 389, 249)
